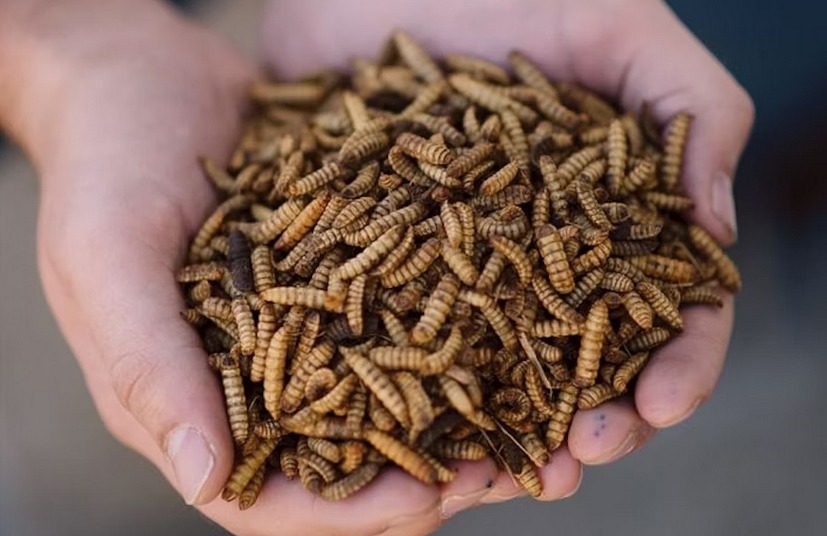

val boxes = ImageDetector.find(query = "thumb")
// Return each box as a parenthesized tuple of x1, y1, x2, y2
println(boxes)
(607, 1, 755, 245)
(40, 207, 234, 505)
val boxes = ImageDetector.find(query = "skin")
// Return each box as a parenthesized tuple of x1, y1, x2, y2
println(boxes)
(0, 0, 752, 534)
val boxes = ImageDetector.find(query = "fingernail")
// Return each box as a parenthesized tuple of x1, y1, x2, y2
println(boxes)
(560, 467, 584, 499)
(711, 172, 737, 242)
(479, 487, 525, 504)
(656, 397, 703, 428)
(440, 487, 491, 519)
(165, 426, 216, 505)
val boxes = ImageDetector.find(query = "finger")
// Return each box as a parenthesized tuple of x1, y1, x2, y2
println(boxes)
(567, 398, 656, 465)
(438, 458, 499, 519)
(480, 445, 582, 503)
(635, 296, 735, 428)
(201, 468, 441, 536)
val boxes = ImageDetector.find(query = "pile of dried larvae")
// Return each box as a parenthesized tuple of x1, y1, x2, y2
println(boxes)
(176, 31, 741, 508)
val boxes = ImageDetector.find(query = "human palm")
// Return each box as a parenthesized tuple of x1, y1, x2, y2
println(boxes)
(24, 1, 752, 535)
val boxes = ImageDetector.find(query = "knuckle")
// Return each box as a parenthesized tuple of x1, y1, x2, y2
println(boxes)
(108, 347, 165, 433)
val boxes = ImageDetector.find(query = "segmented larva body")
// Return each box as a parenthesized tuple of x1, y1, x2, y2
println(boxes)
(613, 351, 650, 393)
(536, 224, 576, 294)
(410, 273, 461, 345)
(545, 383, 579, 451)
(637, 281, 683, 331)
(574, 300, 609, 388)
(222, 438, 277, 501)
(320, 463, 381, 501)
(660, 112, 691, 191)
(577, 383, 619, 409)
(221, 354, 249, 445)
(688, 225, 742, 292)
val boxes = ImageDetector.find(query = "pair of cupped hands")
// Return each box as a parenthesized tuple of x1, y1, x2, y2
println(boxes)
(0, 0, 752, 534)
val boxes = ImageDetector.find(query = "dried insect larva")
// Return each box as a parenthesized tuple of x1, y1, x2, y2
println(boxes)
(341, 162, 380, 198)
(401, 79, 450, 118)
(412, 215, 442, 237)
(531, 273, 585, 324)
(604, 257, 647, 283)
(536, 224, 576, 294)
(230, 297, 257, 356)
(614, 222, 663, 241)
(309, 373, 358, 416)
(258, 287, 342, 313)
(200, 156, 237, 193)
(334, 224, 406, 282)
(576, 179, 613, 231)
(660, 112, 691, 191)
(338, 130, 390, 168)
(330, 197, 376, 231)
(479, 161, 520, 197)
(599, 272, 636, 293)
(430, 438, 488, 461)
(252, 419, 282, 440)
(341, 90, 370, 130)
(627, 254, 698, 284)
(369, 347, 430, 370)
(344, 274, 368, 336)
(263, 322, 299, 419)
(189, 194, 254, 262)
(305, 368, 339, 403)
(524, 365, 556, 418)
(307, 437, 343, 464)
(393, 30, 444, 83)
(277, 447, 300, 480)
(345, 202, 426, 247)
(363, 428, 436, 484)
(177, 262, 226, 283)
(187, 279, 213, 304)
(557, 146, 603, 187)
(226, 231, 254, 293)
(439, 203, 463, 249)
(574, 299, 609, 387)
(298, 463, 324, 495)
(338, 441, 367, 474)
(415, 160, 461, 189)
(249, 246, 275, 294)
(410, 113, 467, 146)
(577, 384, 619, 410)
(622, 157, 656, 194)
(291, 311, 321, 374)
(392, 371, 435, 439)
(622, 290, 655, 329)
(344, 384, 368, 434)
(377, 172, 404, 190)
(627, 327, 672, 353)
(198, 296, 234, 323)
(490, 387, 532, 424)
(299, 450, 340, 484)
(438, 243, 478, 286)
(489, 235, 532, 288)
(687, 225, 742, 293)
(273, 194, 330, 251)
(500, 111, 530, 175)
(221, 354, 249, 445)
(237, 466, 265, 510)
(457, 289, 519, 351)
(180, 308, 203, 327)
(531, 318, 582, 338)
(600, 202, 630, 225)
(476, 206, 530, 240)
(680, 285, 724, 307)
(613, 351, 650, 393)
(570, 239, 613, 276)
(546, 383, 579, 451)
(637, 281, 683, 331)
(321, 462, 381, 501)
(420, 325, 463, 376)
(250, 80, 325, 105)
(564, 268, 605, 311)
(281, 339, 337, 413)
(447, 141, 495, 178)
(380, 237, 441, 288)
(449, 73, 538, 124)
(508, 50, 557, 99)
(410, 273, 461, 345)
(395, 132, 453, 165)
(444, 53, 510, 84)
(223, 438, 277, 502)
(438, 375, 477, 418)
(606, 119, 628, 195)
(642, 191, 695, 212)
(343, 350, 411, 428)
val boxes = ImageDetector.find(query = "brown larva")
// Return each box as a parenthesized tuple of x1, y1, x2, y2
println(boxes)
(688, 225, 742, 292)
(546, 383, 579, 451)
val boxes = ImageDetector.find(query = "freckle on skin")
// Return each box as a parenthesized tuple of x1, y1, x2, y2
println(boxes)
(486, 479, 494, 488)
(593, 430, 601, 438)
(598, 413, 606, 421)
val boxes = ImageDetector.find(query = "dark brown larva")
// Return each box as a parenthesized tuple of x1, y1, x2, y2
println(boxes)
(180, 32, 741, 506)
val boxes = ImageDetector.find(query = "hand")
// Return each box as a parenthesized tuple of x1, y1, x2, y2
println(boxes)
(261, 0, 754, 513)
(4, 2, 500, 535)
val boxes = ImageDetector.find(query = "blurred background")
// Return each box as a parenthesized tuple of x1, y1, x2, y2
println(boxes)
(1, 0, 825, 534)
